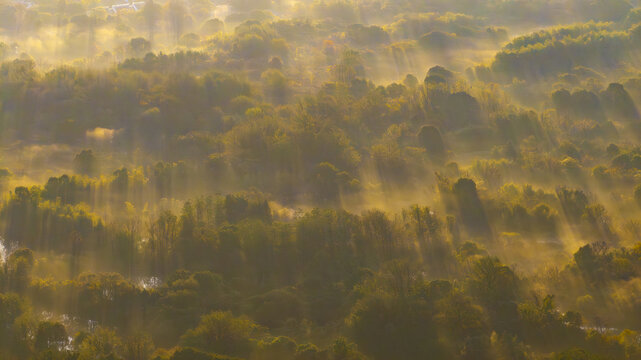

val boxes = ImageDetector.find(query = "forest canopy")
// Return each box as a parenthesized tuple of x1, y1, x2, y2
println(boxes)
(2, 0, 641, 360)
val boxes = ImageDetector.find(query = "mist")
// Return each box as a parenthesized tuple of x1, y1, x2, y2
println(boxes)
(1, 0, 641, 360)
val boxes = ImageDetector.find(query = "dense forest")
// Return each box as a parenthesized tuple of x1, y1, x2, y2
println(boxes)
(4, 0, 641, 359)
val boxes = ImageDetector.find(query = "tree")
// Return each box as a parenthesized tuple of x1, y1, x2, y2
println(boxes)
(122, 333, 154, 360)
(170, 347, 236, 360)
(35, 321, 68, 353)
(0, 168, 12, 192)
(200, 18, 224, 36)
(418, 125, 446, 163)
(330, 337, 367, 360)
(452, 178, 492, 240)
(333, 50, 365, 83)
(635, 184, 641, 208)
(554, 348, 599, 360)
(0, 42, 9, 62)
(261, 69, 289, 105)
(73, 150, 98, 177)
(346, 24, 390, 46)
(419, 31, 457, 51)
(255, 336, 297, 360)
(78, 327, 122, 360)
(180, 311, 260, 358)
(148, 210, 178, 276)
(425, 65, 454, 85)
(246, 289, 304, 328)
(468, 257, 518, 305)
(310, 162, 359, 204)
(0, 293, 29, 351)
(600, 83, 640, 122)
(467, 257, 519, 332)
(179, 33, 201, 48)
(6, 248, 34, 293)
(403, 74, 418, 88)
(441, 92, 483, 130)
(128, 38, 151, 58)
(348, 286, 446, 360)
(294, 343, 323, 360)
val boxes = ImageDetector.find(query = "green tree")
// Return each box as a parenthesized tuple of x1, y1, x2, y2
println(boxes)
(180, 311, 260, 358)
(73, 150, 98, 177)
(452, 178, 492, 240)
(417, 125, 446, 163)
(122, 333, 154, 360)
(35, 321, 68, 353)
(78, 327, 122, 360)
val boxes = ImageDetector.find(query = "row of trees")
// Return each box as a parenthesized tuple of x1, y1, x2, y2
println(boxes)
(3, 239, 641, 359)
